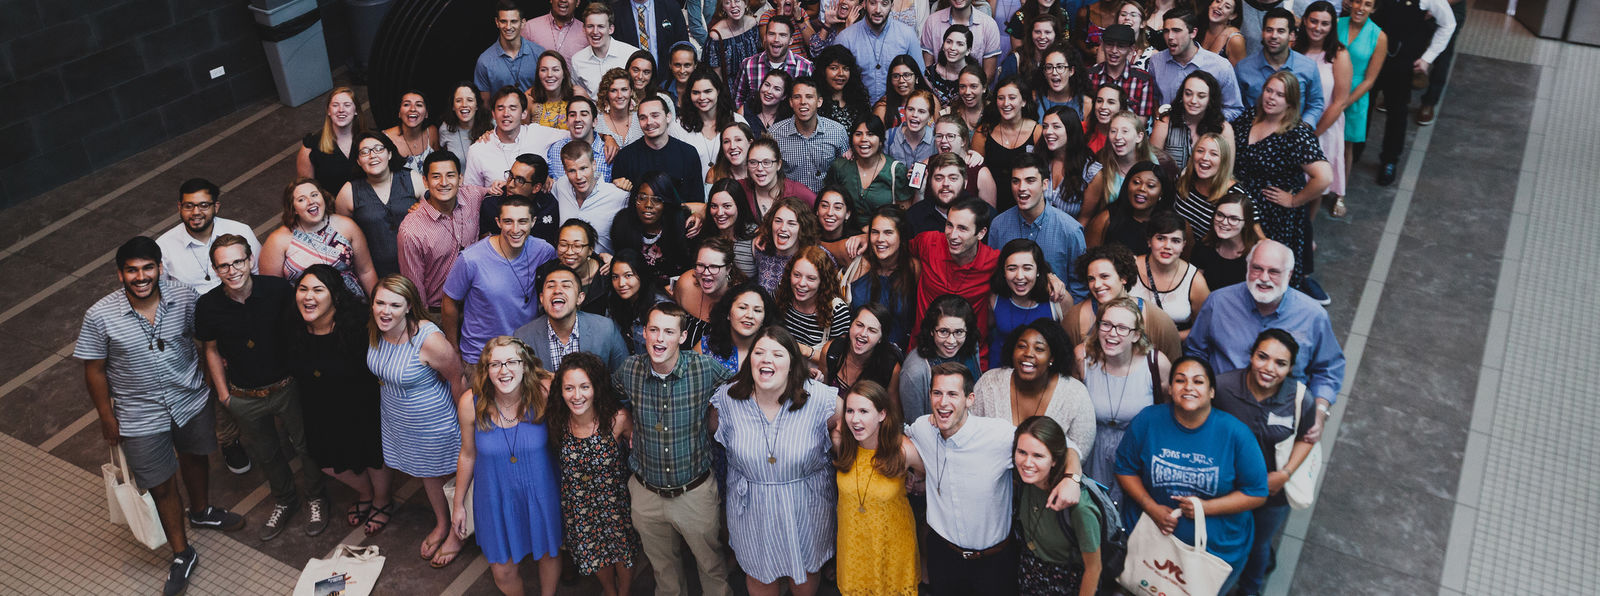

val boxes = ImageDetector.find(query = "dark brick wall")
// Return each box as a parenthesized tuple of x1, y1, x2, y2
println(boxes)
(0, 0, 280, 206)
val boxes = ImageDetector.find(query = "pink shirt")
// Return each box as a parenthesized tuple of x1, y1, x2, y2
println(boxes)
(522, 15, 588, 61)
(397, 185, 486, 308)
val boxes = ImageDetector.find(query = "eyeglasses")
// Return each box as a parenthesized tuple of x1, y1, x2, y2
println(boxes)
(1098, 321, 1138, 337)
(1043, 64, 1070, 72)
(214, 257, 250, 272)
(747, 158, 778, 169)
(636, 194, 664, 204)
(504, 171, 532, 186)
(1214, 214, 1245, 226)
(486, 359, 524, 370)
(694, 262, 728, 273)
(180, 201, 216, 211)
(890, 72, 917, 81)
(358, 146, 388, 156)
(933, 328, 967, 339)
(557, 242, 590, 252)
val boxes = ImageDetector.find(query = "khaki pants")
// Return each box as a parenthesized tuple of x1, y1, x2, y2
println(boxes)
(628, 476, 732, 596)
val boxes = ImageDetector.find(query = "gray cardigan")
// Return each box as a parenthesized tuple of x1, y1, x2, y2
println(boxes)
(513, 311, 631, 372)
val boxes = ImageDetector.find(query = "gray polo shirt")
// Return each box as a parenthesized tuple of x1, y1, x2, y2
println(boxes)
(74, 280, 209, 437)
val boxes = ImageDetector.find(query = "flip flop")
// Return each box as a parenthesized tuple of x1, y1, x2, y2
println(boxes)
(430, 546, 462, 569)
(347, 500, 372, 527)
(419, 531, 444, 560)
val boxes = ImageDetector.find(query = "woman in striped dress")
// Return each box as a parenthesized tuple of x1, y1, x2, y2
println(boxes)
(366, 274, 467, 568)
(711, 326, 841, 596)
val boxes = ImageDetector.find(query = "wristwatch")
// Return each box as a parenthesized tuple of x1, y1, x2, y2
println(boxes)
(1067, 472, 1083, 484)
(1316, 403, 1332, 415)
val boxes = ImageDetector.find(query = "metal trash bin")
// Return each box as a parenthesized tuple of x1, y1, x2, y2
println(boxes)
(248, 0, 334, 107)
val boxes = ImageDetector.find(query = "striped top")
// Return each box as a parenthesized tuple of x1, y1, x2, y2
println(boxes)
(367, 321, 461, 478)
(73, 281, 209, 437)
(782, 299, 851, 349)
(282, 223, 363, 297)
(711, 379, 839, 584)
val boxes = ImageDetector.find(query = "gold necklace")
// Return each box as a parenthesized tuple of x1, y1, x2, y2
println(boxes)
(852, 449, 873, 514)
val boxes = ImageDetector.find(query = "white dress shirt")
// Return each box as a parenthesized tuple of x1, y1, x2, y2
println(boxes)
(550, 176, 630, 254)
(571, 40, 641, 96)
(907, 414, 1018, 550)
(463, 124, 567, 188)
(156, 217, 261, 294)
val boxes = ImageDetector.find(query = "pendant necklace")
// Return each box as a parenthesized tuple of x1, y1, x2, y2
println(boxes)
(496, 399, 522, 463)
(852, 455, 871, 513)
(760, 402, 782, 464)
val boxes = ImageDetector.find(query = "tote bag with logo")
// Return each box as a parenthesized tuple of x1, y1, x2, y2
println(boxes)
(1277, 382, 1324, 509)
(293, 544, 386, 596)
(1119, 496, 1233, 596)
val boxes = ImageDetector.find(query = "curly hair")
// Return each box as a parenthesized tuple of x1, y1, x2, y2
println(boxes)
(1075, 243, 1139, 295)
(776, 245, 843, 333)
(759, 196, 822, 256)
(471, 336, 552, 430)
(544, 352, 624, 443)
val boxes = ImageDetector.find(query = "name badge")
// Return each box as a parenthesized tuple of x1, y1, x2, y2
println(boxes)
(1267, 412, 1295, 429)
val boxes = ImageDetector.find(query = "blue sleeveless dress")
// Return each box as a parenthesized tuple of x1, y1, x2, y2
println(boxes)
(989, 297, 1058, 369)
(367, 321, 460, 477)
(473, 410, 564, 564)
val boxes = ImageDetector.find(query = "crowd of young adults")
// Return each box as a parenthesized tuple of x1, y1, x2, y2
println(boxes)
(83, 0, 1460, 594)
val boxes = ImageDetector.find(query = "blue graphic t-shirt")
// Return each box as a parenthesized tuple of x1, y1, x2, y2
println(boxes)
(1115, 404, 1269, 571)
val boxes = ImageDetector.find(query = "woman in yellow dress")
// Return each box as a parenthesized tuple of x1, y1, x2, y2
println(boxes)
(833, 380, 923, 596)
(525, 50, 586, 129)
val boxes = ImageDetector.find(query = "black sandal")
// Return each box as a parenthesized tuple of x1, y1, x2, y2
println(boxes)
(347, 500, 372, 527)
(363, 503, 394, 536)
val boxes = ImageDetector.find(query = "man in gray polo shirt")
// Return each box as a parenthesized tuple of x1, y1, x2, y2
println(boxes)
(76, 237, 245, 596)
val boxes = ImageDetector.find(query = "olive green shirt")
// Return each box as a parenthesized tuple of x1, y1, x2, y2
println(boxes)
(1016, 482, 1101, 566)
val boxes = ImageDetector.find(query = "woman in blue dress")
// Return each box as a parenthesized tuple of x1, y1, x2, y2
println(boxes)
(452, 336, 563, 595)
(711, 326, 841, 596)
(366, 274, 466, 568)
(988, 239, 1064, 369)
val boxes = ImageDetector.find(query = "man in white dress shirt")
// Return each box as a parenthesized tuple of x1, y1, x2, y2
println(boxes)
(462, 87, 566, 188)
(552, 140, 630, 254)
(570, 2, 640, 96)
(906, 362, 1084, 596)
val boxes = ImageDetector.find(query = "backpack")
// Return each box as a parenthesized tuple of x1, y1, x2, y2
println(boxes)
(1056, 477, 1129, 593)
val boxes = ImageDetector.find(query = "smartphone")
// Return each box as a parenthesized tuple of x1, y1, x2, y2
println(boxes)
(909, 162, 927, 189)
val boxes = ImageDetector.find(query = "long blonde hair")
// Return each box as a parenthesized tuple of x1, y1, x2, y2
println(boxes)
(367, 274, 434, 347)
(318, 87, 365, 154)
(472, 336, 552, 431)
(1177, 132, 1237, 204)
(1263, 71, 1303, 135)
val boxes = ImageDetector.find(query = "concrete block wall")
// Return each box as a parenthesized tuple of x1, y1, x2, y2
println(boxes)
(0, 0, 279, 205)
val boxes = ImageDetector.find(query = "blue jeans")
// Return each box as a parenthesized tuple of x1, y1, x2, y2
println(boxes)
(1235, 503, 1293, 594)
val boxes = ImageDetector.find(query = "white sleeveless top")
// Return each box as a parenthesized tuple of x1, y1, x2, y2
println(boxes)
(1131, 263, 1200, 327)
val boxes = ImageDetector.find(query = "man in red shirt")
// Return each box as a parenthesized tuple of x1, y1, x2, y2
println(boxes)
(911, 196, 1000, 363)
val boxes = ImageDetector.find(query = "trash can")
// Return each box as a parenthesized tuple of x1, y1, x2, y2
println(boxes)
(348, 0, 397, 81)
(249, 0, 334, 107)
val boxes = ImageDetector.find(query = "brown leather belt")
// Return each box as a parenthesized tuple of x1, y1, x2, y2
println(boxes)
(229, 376, 293, 399)
(936, 533, 1010, 560)
(634, 471, 711, 499)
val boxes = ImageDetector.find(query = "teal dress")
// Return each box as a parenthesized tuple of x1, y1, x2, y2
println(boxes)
(1339, 17, 1382, 143)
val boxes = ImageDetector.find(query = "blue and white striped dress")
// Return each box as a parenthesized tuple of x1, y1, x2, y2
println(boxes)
(368, 321, 461, 477)
(711, 379, 838, 584)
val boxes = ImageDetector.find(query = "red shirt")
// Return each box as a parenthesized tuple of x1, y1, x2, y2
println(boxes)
(910, 230, 1000, 365)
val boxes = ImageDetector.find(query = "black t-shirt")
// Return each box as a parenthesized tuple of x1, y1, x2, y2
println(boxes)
(194, 275, 294, 388)
(611, 137, 706, 204)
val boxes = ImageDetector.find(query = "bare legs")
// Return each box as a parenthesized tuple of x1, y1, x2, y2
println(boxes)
(745, 571, 822, 596)
(487, 554, 562, 596)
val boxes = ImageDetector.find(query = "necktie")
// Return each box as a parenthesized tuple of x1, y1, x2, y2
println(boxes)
(637, 4, 650, 51)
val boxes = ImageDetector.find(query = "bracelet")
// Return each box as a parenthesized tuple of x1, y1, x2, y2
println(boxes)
(1316, 403, 1331, 415)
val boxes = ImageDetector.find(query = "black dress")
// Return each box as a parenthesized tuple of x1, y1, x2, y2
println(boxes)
(302, 132, 359, 196)
(287, 321, 384, 473)
(1231, 109, 1327, 285)
(984, 125, 1039, 214)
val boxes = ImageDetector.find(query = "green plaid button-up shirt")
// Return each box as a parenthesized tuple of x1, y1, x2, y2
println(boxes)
(613, 352, 733, 487)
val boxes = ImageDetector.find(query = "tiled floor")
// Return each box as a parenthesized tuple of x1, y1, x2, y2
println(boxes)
(0, 5, 1592, 594)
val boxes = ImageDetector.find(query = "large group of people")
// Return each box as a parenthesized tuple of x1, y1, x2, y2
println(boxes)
(83, 0, 1464, 594)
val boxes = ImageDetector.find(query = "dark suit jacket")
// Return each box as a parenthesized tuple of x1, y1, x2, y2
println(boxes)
(513, 311, 632, 372)
(610, 0, 687, 68)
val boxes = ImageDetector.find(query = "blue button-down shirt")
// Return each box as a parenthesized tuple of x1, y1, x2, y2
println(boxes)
(986, 205, 1088, 301)
(832, 20, 925, 102)
(627, 0, 657, 54)
(547, 133, 615, 183)
(1184, 284, 1345, 404)
(474, 39, 547, 96)
(74, 281, 210, 437)
(1149, 47, 1246, 120)
(1234, 50, 1324, 126)
(885, 125, 936, 166)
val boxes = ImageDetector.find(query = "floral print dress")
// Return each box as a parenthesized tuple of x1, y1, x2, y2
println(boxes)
(558, 429, 640, 574)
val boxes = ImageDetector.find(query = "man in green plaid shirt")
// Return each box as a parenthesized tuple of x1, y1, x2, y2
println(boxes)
(612, 302, 735, 596)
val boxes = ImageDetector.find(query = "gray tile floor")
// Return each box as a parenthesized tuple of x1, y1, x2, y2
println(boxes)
(0, 5, 1592, 594)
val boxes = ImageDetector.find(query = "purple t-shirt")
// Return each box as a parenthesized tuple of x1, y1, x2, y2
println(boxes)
(443, 236, 556, 362)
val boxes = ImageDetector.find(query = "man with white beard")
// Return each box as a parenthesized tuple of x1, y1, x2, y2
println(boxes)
(1185, 240, 1345, 441)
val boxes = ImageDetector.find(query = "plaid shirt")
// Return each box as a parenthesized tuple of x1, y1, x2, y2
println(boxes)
(614, 352, 733, 487)
(1088, 64, 1160, 118)
(732, 51, 813, 113)
(545, 321, 580, 371)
